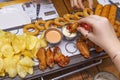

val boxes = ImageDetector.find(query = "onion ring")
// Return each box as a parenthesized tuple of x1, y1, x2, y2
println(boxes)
(74, 12, 84, 20)
(83, 8, 94, 17)
(35, 20, 46, 31)
(45, 20, 57, 29)
(54, 17, 66, 27)
(63, 14, 77, 22)
(23, 24, 39, 36)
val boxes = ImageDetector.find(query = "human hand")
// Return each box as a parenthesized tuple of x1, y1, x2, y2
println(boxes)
(70, 0, 93, 10)
(77, 15, 119, 51)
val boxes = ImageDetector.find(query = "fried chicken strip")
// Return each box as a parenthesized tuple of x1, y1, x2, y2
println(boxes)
(101, 5, 110, 18)
(108, 5, 117, 25)
(53, 46, 70, 67)
(76, 39, 90, 58)
(95, 4, 103, 16)
(46, 47, 54, 68)
(36, 47, 47, 71)
(66, 22, 79, 33)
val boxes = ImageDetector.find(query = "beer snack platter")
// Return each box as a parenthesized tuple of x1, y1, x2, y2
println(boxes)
(0, 21, 106, 80)
(1, 1, 120, 80)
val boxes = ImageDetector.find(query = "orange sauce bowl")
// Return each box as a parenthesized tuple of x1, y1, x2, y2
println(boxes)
(44, 28, 63, 44)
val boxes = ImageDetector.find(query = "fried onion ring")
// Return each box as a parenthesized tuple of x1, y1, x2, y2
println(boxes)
(35, 20, 46, 31)
(74, 12, 84, 20)
(23, 24, 39, 36)
(45, 20, 57, 29)
(54, 17, 66, 27)
(63, 14, 77, 22)
(83, 8, 94, 17)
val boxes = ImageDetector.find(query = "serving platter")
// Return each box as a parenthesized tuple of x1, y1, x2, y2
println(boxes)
(0, 1, 120, 80)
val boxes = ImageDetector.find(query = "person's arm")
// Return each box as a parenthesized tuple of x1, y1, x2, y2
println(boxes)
(70, 0, 93, 10)
(77, 15, 120, 71)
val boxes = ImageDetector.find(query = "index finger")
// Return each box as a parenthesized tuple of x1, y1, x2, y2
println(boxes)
(78, 15, 101, 28)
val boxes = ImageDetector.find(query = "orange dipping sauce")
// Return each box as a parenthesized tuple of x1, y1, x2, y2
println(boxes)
(45, 28, 62, 44)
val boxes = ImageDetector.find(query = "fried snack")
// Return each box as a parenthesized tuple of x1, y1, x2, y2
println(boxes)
(36, 47, 47, 71)
(35, 20, 46, 31)
(53, 46, 70, 67)
(66, 22, 79, 33)
(12, 35, 26, 54)
(115, 21, 120, 25)
(117, 27, 120, 37)
(95, 4, 103, 15)
(76, 39, 90, 58)
(87, 40, 95, 49)
(74, 12, 84, 20)
(95, 46, 104, 53)
(45, 20, 57, 29)
(113, 24, 118, 32)
(45, 47, 54, 68)
(108, 5, 117, 25)
(63, 14, 77, 22)
(101, 5, 110, 18)
(83, 8, 94, 17)
(23, 24, 39, 36)
(54, 17, 66, 27)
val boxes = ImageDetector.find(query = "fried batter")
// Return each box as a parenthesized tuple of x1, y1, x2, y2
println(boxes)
(53, 46, 70, 67)
(95, 4, 103, 16)
(46, 47, 54, 68)
(95, 46, 104, 53)
(36, 47, 47, 71)
(66, 22, 79, 33)
(101, 5, 110, 18)
(108, 5, 117, 25)
(76, 39, 90, 58)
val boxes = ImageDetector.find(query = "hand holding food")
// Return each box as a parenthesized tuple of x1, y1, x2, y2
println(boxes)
(77, 15, 119, 52)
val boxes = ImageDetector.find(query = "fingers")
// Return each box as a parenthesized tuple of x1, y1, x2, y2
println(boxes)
(74, 0, 80, 9)
(87, 0, 93, 9)
(78, 15, 102, 28)
(70, 0, 74, 8)
(70, 0, 93, 10)
(77, 0, 85, 10)
(77, 27, 93, 39)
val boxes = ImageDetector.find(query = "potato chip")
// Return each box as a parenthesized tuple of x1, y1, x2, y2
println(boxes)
(22, 66, 33, 75)
(1, 44, 14, 58)
(19, 56, 34, 67)
(32, 40, 41, 58)
(39, 39, 48, 48)
(25, 34, 38, 50)
(12, 35, 26, 54)
(4, 56, 19, 78)
(27, 67, 33, 74)
(0, 69, 5, 77)
(0, 58, 3, 72)
(21, 50, 34, 58)
(17, 63, 27, 78)
(0, 52, 2, 58)
(6, 67, 17, 78)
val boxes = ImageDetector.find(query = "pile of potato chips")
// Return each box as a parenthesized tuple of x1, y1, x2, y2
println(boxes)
(0, 30, 48, 78)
